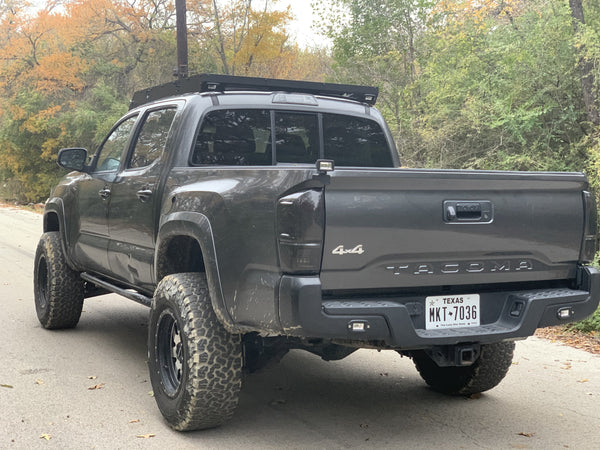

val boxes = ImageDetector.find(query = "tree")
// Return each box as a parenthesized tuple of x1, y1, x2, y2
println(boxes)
(0, 0, 177, 201)
(569, 0, 600, 127)
(313, 0, 434, 166)
(187, 0, 304, 78)
(0, 0, 327, 202)
(317, 0, 592, 173)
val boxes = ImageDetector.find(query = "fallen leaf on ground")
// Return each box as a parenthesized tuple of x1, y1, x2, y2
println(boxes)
(577, 379, 589, 383)
(518, 432, 535, 438)
(1, 384, 13, 389)
(535, 327, 600, 355)
(129, 419, 140, 423)
(40, 434, 52, 440)
(136, 434, 156, 439)
(147, 390, 154, 397)
(88, 383, 105, 390)
(35, 379, 44, 385)
(87, 376, 97, 380)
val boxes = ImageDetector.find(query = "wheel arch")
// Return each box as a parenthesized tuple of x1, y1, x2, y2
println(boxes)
(43, 198, 65, 234)
(156, 211, 237, 332)
(42, 198, 80, 271)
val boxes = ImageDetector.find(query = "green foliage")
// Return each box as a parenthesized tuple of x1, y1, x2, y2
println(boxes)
(418, 0, 588, 170)
(565, 251, 600, 333)
(317, 0, 599, 173)
(313, 0, 433, 166)
(566, 307, 600, 333)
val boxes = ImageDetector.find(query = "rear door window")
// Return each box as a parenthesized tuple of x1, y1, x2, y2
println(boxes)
(191, 109, 272, 166)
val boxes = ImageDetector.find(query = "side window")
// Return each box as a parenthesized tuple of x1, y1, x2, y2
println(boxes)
(129, 108, 177, 169)
(323, 113, 393, 167)
(274, 112, 319, 164)
(191, 109, 271, 166)
(95, 115, 138, 172)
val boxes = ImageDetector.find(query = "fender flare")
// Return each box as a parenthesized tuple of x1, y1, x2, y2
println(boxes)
(43, 198, 81, 271)
(156, 211, 237, 332)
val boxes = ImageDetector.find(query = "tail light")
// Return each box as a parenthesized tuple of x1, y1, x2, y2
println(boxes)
(277, 190, 325, 274)
(580, 191, 598, 263)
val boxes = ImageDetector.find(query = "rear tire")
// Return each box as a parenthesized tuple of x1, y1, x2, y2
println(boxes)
(148, 273, 242, 431)
(33, 232, 84, 329)
(411, 341, 515, 395)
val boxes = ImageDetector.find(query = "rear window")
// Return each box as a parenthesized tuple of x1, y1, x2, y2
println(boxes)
(191, 109, 393, 167)
(274, 112, 320, 164)
(323, 113, 393, 167)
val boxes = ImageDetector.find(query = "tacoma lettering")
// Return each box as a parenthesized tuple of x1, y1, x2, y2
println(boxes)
(386, 260, 535, 276)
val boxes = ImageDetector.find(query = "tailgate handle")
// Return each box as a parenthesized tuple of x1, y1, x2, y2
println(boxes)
(444, 201, 493, 223)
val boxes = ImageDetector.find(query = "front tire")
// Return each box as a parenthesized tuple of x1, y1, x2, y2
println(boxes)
(148, 273, 242, 431)
(33, 232, 84, 329)
(411, 341, 515, 395)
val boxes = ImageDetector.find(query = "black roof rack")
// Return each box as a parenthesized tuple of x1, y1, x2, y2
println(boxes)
(129, 73, 379, 109)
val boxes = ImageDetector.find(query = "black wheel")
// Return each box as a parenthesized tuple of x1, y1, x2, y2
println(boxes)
(148, 273, 242, 431)
(33, 232, 84, 329)
(411, 341, 515, 395)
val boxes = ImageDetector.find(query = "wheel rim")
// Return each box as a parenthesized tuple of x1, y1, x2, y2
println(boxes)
(156, 309, 184, 396)
(36, 256, 49, 310)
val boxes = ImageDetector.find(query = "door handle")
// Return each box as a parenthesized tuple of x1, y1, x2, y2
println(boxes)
(444, 200, 493, 223)
(136, 188, 153, 201)
(98, 188, 111, 200)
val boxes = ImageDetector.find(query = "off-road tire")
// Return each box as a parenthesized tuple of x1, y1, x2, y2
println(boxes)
(411, 341, 515, 395)
(148, 273, 242, 431)
(33, 232, 84, 329)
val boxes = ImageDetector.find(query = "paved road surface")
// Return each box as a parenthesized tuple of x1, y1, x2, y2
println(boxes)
(1, 206, 599, 449)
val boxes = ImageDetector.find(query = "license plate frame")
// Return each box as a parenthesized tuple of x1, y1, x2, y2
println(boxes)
(425, 294, 480, 330)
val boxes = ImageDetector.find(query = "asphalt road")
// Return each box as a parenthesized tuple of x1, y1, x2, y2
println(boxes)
(1, 206, 599, 449)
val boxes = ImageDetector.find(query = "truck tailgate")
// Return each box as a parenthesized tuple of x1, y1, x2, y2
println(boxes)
(320, 168, 587, 291)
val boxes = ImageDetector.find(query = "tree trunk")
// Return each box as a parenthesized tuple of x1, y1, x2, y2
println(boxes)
(569, 0, 600, 127)
(212, 0, 230, 75)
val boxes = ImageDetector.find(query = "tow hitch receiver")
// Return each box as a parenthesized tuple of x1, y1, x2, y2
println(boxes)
(425, 344, 482, 367)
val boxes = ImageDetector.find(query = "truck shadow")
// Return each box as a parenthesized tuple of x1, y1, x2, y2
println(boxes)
(54, 295, 520, 447)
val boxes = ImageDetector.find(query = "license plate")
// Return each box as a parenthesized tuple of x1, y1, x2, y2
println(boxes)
(425, 294, 480, 330)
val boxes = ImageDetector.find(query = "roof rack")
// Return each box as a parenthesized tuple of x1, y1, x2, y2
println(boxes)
(129, 73, 379, 109)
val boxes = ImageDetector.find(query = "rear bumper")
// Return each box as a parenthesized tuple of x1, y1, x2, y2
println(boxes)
(278, 266, 600, 349)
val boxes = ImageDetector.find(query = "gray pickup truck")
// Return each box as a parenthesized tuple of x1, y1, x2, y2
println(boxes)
(34, 74, 600, 431)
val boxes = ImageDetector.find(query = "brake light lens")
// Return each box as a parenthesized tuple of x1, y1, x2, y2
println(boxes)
(277, 190, 325, 274)
(581, 191, 598, 264)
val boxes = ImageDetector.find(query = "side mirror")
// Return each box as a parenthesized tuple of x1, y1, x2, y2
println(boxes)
(57, 148, 89, 172)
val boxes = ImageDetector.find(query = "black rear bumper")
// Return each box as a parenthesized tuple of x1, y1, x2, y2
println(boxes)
(278, 266, 600, 349)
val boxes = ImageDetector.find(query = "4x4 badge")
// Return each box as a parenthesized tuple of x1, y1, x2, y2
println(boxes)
(332, 245, 365, 256)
